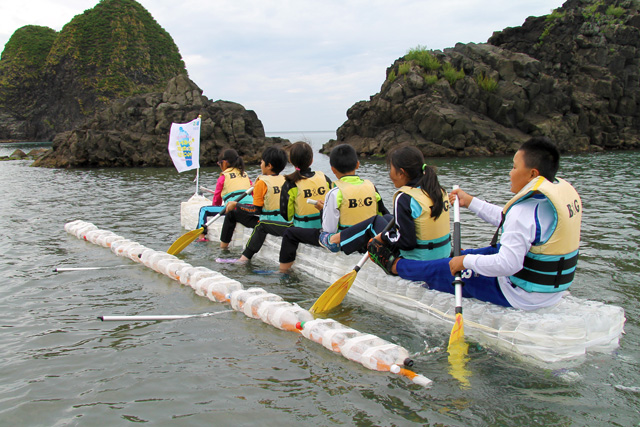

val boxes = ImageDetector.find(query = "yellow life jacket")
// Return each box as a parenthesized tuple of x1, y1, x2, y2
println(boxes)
(502, 176, 582, 293)
(394, 186, 451, 260)
(258, 174, 286, 222)
(334, 177, 378, 229)
(222, 167, 252, 203)
(293, 171, 329, 228)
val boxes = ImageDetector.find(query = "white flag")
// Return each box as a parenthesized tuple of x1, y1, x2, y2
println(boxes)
(168, 117, 201, 173)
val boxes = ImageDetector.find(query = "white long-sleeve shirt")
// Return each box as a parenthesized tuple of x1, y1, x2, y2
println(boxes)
(463, 194, 567, 310)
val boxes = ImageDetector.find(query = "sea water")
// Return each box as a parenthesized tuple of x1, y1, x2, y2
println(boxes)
(0, 133, 638, 425)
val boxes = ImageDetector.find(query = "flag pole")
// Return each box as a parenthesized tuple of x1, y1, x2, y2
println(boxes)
(194, 115, 202, 196)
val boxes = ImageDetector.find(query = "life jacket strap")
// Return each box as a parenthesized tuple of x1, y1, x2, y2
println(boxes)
(511, 254, 578, 288)
(415, 236, 451, 250)
(490, 212, 505, 247)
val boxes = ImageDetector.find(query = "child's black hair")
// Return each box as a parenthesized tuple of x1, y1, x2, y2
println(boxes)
(329, 144, 358, 174)
(388, 146, 446, 219)
(219, 149, 245, 175)
(262, 146, 288, 175)
(285, 141, 314, 183)
(519, 136, 560, 181)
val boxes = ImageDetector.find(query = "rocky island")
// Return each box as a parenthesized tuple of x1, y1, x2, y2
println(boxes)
(322, 0, 640, 157)
(0, 0, 287, 168)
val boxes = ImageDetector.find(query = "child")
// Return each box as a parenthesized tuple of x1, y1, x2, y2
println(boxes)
(218, 146, 290, 263)
(371, 145, 451, 261)
(196, 149, 253, 230)
(278, 144, 389, 272)
(279, 141, 332, 228)
(370, 137, 582, 310)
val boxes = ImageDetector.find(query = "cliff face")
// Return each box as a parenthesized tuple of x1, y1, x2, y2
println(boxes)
(33, 75, 289, 168)
(323, 0, 640, 156)
(0, 0, 186, 141)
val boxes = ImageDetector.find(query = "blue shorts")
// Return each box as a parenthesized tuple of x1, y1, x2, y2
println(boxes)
(395, 246, 511, 307)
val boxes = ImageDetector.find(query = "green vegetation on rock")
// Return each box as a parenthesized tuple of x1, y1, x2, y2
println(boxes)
(405, 45, 440, 70)
(47, 0, 186, 99)
(0, 0, 187, 140)
(476, 73, 499, 92)
(442, 63, 464, 85)
(0, 25, 58, 108)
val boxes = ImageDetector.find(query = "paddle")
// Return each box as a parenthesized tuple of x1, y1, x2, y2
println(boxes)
(167, 187, 253, 255)
(310, 218, 395, 314)
(448, 185, 465, 345)
(447, 185, 470, 387)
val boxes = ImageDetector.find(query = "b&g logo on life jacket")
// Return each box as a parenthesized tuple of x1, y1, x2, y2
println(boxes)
(348, 197, 373, 208)
(567, 199, 581, 218)
(303, 186, 327, 198)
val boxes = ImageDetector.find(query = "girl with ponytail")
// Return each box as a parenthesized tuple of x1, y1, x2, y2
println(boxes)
(196, 149, 253, 233)
(279, 141, 332, 228)
(375, 145, 451, 261)
(212, 149, 253, 206)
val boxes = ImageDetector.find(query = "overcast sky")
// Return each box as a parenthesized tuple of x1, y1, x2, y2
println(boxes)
(1, 0, 564, 132)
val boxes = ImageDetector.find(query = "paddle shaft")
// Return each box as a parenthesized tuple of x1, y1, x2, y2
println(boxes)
(452, 185, 463, 314)
(205, 187, 254, 228)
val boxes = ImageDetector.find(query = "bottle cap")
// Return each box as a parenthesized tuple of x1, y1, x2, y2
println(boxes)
(403, 358, 414, 367)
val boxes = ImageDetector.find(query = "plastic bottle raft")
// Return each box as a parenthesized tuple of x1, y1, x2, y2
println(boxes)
(180, 194, 626, 365)
(64, 220, 432, 388)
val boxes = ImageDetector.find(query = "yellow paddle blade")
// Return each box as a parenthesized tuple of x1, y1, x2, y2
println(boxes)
(167, 227, 204, 255)
(309, 270, 357, 314)
(447, 336, 471, 388)
(448, 312, 464, 346)
(447, 313, 470, 388)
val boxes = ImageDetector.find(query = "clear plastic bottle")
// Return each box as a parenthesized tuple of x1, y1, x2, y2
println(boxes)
(257, 301, 291, 325)
(269, 303, 313, 332)
(229, 288, 267, 312)
(125, 244, 148, 262)
(185, 268, 216, 288)
(206, 279, 242, 302)
(359, 343, 413, 371)
(339, 335, 413, 370)
(321, 327, 362, 352)
(243, 292, 283, 318)
(298, 319, 342, 345)
(64, 220, 82, 233)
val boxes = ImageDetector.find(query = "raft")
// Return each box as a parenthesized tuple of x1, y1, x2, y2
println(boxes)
(181, 194, 626, 365)
(64, 220, 431, 388)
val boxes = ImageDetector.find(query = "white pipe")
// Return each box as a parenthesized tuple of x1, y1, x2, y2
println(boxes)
(54, 265, 134, 272)
(98, 310, 233, 321)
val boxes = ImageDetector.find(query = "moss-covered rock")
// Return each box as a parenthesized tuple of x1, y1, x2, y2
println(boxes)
(323, 0, 640, 156)
(0, 0, 187, 141)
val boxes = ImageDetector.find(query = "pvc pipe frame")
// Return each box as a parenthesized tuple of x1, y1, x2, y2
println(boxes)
(54, 265, 134, 272)
(99, 310, 234, 321)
